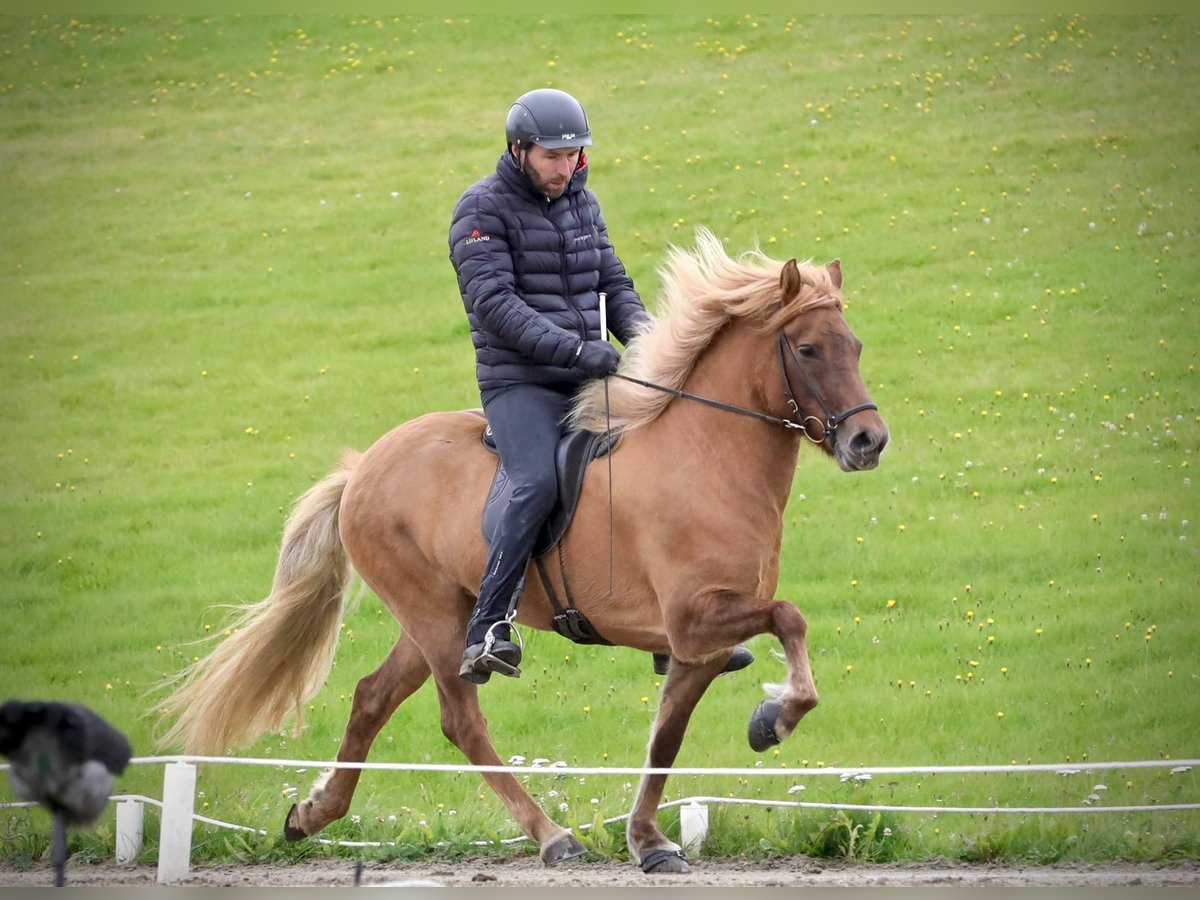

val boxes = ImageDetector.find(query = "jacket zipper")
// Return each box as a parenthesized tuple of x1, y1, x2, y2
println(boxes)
(548, 195, 589, 338)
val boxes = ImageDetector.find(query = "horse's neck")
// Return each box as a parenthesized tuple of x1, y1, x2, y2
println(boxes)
(640, 325, 801, 513)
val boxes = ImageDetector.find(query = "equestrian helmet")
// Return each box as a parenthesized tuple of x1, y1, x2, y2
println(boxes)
(505, 88, 592, 150)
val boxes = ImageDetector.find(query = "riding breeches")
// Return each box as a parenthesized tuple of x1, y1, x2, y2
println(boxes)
(468, 383, 573, 646)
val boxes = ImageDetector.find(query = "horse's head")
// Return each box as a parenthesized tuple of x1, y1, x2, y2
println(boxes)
(775, 259, 889, 472)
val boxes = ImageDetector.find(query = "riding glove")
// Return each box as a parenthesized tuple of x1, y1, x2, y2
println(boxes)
(573, 340, 620, 377)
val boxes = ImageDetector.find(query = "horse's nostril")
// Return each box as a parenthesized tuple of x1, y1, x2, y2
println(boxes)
(852, 428, 887, 457)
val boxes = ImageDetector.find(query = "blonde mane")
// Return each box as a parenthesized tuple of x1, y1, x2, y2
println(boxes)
(569, 228, 843, 435)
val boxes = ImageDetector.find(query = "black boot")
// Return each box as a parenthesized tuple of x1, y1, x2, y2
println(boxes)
(460, 622, 522, 684)
(460, 568, 527, 684)
(652, 644, 755, 677)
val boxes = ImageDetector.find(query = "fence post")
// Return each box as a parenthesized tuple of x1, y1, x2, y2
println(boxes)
(115, 798, 143, 864)
(680, 801, 709, 854)
(156, 762, 197, 883)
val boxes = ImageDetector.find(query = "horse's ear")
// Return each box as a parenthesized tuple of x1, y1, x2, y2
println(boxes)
(827, 259, 843, 290)
(780, 259, 803, 302)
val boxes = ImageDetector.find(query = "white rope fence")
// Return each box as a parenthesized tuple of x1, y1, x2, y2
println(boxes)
(125, 754, 1200, 777)
(2, 756, 1196, 883)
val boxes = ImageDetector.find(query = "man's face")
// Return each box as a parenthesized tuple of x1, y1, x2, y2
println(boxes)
(520, 144, 581, 199)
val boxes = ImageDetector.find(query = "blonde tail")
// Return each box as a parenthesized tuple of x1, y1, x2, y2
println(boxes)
(156, 451, 361, 754)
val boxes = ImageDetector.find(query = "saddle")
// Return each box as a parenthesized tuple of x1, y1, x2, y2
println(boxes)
(476, 413, 619, 646)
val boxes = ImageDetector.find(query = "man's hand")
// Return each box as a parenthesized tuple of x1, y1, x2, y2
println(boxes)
(573, 340, 620, 377)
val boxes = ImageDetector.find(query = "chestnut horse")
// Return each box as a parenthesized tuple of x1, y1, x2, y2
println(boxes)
(157, 229, 888, 874)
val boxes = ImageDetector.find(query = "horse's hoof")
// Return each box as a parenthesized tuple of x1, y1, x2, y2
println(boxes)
(282, 803, 308, 842)
(640, 847, 690, 874)
(541, 833, 587, 865)
(748, 699, 783, 752)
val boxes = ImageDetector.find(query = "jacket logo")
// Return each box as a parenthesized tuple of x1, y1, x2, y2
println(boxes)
(465, 228, 490, 244)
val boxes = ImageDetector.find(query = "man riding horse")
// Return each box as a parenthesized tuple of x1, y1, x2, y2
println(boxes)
(448, 87, 753, 684)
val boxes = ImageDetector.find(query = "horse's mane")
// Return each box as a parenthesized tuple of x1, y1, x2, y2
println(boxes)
(568, 228, 843, 435)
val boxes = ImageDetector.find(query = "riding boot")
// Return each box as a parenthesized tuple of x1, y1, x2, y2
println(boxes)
(651, 644, 755, 677)
(459, 624, 522, 684)
(460, 575, 525, 684)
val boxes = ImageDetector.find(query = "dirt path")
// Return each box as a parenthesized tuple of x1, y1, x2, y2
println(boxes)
(3, 856, 1197, 887)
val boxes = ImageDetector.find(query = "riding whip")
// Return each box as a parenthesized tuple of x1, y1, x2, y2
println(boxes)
(599, 292, 613, 600)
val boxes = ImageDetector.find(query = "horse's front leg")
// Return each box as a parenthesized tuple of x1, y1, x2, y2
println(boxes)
(625, 657, 725, 874)
(746, 599, 819, 751)
(665, 590, 818, 752)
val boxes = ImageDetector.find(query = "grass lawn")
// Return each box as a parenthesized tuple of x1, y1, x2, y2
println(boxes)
(1, 13, 1197, 867)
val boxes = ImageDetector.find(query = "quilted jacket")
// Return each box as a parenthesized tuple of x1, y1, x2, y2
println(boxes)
(449, 151, 646, 397)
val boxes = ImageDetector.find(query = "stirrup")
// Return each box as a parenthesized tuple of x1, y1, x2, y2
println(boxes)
(459, 622, 523, 684)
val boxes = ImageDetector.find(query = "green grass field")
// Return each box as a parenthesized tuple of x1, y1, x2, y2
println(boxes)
(2, 14, 1197, 868)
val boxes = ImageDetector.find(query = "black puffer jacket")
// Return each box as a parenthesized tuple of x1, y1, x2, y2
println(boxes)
(449, 151, 646, 397)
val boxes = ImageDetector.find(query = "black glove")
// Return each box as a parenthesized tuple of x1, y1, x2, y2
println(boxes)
(573, 340, 620, 377)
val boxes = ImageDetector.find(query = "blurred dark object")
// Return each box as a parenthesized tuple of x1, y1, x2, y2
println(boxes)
(0, 699, 133, 886)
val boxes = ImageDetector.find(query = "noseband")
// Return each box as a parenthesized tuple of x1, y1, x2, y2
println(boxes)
(609, 330, 877, 443)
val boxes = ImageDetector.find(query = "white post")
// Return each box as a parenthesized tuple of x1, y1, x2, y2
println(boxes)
(156, 762, 197, 883)
(679, 801, 709, 854)
(115, 799, 144, 864)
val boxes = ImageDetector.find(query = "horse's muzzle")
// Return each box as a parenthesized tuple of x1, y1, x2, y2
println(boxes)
(835, 421, 889, 472)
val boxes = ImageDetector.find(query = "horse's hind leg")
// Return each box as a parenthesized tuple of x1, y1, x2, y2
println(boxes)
(427, 643, 586, 865)
(284, 630, 431, 840)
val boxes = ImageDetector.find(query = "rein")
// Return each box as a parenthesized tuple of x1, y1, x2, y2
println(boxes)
(609, 332, 877, 445)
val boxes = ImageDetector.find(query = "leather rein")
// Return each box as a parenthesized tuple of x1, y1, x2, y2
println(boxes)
(611, 333, 877, 445)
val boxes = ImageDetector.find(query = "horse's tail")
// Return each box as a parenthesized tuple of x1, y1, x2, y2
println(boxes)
(155, 451, 361, 755)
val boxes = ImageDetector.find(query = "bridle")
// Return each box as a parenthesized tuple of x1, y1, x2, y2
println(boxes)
(775, 333, 878, 443)
(609, 330, 877, 445)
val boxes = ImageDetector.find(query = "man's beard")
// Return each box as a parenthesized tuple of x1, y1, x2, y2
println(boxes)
(523, 160, 568, 199)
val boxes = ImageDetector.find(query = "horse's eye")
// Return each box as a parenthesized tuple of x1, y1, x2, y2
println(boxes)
(797, 343, 817, 359)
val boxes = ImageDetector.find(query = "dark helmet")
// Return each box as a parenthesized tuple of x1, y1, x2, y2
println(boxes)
(505, 88, 592, 150)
